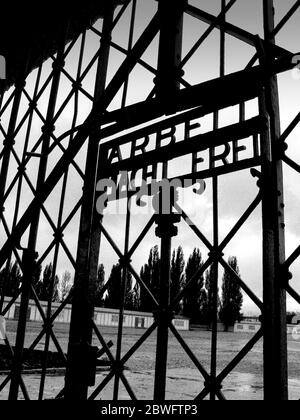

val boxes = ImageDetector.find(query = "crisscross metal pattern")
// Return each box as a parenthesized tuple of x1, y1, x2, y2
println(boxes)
(0, 0, 299, 401)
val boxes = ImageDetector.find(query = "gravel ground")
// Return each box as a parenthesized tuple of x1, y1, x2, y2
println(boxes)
(1, 321, 300, 400)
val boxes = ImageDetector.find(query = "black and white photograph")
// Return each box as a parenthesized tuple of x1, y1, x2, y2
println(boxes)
(0, 0, 300, 406)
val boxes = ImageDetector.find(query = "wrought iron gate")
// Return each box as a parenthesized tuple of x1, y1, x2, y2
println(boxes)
(0, 0, 300, 401)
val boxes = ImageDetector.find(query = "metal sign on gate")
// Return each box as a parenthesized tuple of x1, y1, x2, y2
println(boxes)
(97, 107, 264, 213)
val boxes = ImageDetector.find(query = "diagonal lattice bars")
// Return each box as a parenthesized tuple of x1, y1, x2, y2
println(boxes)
(0, 0, 300, 401)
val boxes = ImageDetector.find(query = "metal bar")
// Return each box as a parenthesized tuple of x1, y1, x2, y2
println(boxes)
(280, 111, 300, 144)
(121, 0, 137, 108)
(90, 320, 137, 401)
(260, 0, 288, 400)
(210, 151, 219, 402)
(0, 91, 39, 311)
(217, 329, 264, 384)
(282, 154, 300, 175)
(113, 205, 131, 400)
(219, 193, 262, 251)
(103, 117, 265, 175)
(128, 215, 156, 258)
(185, 3, 290, 57)
(155, 0, 186, 109)
(284, 243, 300, 269)
(169, 323, 210, 381)
(286, 285, 300, 306)
(219, 258, 263, 310)
(120, 322, 158, 367)
(153, 216, 172, 401)
(38, 31, 86, 401)
(180, 0, 237, 68)
(98, 221, 160, 308)
(195, 329, 263, 401)
(89, 322, 158, 400)
(97, 52, 296, 138)
(27, 30, 66, 250)
(0, 336, 30, 400)
(0, 10, 161, 272)
(171, 256, 214, 311)
(0, 71, 25, 223)
(8, 249, 37, 400)
(65, 5, 115, 400)
(180, 210, 214, 251)
(272, 0, 300, 37)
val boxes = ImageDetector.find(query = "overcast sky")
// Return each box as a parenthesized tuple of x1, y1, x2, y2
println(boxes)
(1, 0, 300, 314)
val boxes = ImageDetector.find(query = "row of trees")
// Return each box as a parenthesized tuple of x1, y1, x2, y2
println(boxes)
(101, 246, 243, 327)
(0, 246, 244, 327)
(0, 262, 73, 303)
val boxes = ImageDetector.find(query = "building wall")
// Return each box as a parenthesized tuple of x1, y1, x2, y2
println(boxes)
(234, 322, 300, 335)
(2, 297, 190, 331)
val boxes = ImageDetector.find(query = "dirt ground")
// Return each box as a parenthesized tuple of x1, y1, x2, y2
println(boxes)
(1, 321, 300, 400)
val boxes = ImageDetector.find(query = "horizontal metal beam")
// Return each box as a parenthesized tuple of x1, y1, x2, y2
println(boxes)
(100, 52, 299, 137)
(185, 4, 290, 57)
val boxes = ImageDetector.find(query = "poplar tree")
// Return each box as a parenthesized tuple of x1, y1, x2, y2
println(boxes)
(139, 246, 160, 312)
(170, 246, 185, 314)
(219, 257, 243, 330)
(105, 263, 134, 310)
(182, 248, 205, 323)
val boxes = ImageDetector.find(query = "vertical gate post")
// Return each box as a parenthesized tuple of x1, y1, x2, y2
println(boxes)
(154, 184, 180, 401)
(64, 4, 115, 400)
(260, 0, 288, 400)
(8, 249, 37, 400)
(155, 0, 186, 110)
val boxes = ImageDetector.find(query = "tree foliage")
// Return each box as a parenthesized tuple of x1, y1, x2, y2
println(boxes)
(59, 270, 73, 302)
(139, 246, 160, 313)
(105, 263, 136, 310)
(36, 263, 59, 302)
(0, 261, 22, 297)
(182, 248, 205, 323)
(94, 264, 105, 307)
(170, 246, 185, 314)
(219, 257, 243, 329)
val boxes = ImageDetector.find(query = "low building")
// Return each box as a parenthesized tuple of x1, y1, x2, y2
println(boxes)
(2, 297, 190, 331)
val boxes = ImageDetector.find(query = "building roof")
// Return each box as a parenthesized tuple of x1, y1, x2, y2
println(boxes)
(0, 0, 125, 89)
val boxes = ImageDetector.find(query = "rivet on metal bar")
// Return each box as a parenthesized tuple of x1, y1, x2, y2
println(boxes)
(155, 215, 181, 239)
(52, 58, 65, 71)
(72, 81, 82, 91)
(118, 255, 132, 268)
(280, 266, 293, 289)
(53, 229, 64, 241)
(112, 360, 124, 375)
(274, 141, 288, 160)
(153, 308, 175, 323)
(204, 378, 223, 392)
(17, 163, 27, 174)
(28, 100, 38, 111)
(208, 248, 224, 261)
(250, 168, 262, 188)
(3, 136, 15, 147)
(15, 79, 26, 90)
(42, 322, 54, 333)
(41, 124, 55, 135)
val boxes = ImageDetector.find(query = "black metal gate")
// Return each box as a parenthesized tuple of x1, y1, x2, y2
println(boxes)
(0, 0, 300, 400)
